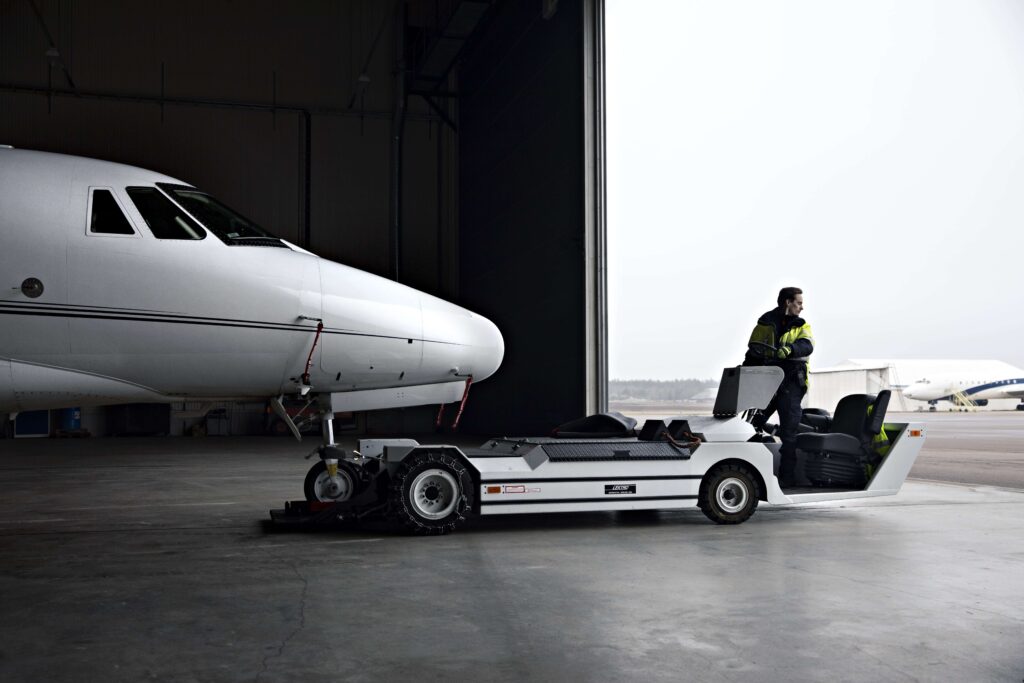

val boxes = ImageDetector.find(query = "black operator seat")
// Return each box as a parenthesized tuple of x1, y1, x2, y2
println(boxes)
(796, 390, 891, 458)
(798, 408, 832, 433)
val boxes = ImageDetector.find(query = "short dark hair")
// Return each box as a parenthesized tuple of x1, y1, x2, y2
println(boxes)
(777, 287, 803, 308)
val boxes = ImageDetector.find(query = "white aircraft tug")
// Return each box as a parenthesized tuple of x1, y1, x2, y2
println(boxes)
(279, 366, 926, 533)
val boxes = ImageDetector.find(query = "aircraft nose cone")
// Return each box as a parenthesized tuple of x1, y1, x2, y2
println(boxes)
(445, 309, 504, 381)
(904, 384, 924, 399)
(473, 314, 505, 381)
(421, 296, 505, 383)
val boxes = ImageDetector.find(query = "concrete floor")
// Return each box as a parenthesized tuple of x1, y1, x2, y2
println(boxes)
(1, 415, 1023, 682)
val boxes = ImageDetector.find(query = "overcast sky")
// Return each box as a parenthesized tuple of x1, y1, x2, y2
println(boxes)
(607, 0, 1024, 380)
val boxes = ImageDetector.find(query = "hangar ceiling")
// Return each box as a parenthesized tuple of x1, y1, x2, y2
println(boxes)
(0, 0, 606, 435)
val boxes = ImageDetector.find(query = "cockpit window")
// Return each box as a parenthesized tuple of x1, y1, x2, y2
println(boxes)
(126, 187, 206, 240)
(156, 183, 285, 247)
(90, 189, 135, 235)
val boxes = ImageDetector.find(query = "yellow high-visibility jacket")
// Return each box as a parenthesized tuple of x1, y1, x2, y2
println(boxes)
(743, 309, 814, 386)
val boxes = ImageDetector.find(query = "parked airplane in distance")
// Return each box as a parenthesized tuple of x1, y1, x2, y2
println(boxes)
(0, 147, 504, 428)
(904, 368, 1024, 410)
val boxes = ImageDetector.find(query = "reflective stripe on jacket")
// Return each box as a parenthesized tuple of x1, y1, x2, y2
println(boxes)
(866, 404, 891, 478)
(744, 309, 814, 386)
(747, 321, 814, 359)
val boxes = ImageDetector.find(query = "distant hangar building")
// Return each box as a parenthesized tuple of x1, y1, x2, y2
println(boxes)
(806, 359, 1022, 413)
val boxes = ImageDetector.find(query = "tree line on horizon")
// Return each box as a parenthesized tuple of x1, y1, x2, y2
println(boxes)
(609, 378, 718, 402)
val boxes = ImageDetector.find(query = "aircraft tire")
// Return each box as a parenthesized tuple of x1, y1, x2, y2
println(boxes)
(304, 460, 360, 503)
(388, 451, 473, 535)
(698, 463, 760, 525)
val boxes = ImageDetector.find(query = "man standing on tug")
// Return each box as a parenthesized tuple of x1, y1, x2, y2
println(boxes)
(742, 287, 814, 486)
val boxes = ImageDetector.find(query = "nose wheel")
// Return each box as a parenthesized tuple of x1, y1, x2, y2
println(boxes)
(304, 460, 359, 503)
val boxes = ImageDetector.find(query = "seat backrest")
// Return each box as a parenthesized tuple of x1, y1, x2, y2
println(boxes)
(830, 394, 874, 438)
(553, 411, 637, 438)
(866, 390, 891, 435)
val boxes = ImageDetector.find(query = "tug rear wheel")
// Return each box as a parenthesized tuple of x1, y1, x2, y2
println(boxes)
(388, 451, 473, 535)
(698, 463, 760, 525)
(304, 460, 358, 503)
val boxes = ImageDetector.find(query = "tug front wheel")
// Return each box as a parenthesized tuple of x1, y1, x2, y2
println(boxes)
(698, 463, 760, 525)
(388, 451, 473, 535)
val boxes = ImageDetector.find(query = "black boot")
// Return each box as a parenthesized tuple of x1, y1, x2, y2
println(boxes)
(778, 454, 797, 487)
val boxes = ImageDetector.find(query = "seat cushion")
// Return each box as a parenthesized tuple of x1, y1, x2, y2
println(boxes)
(796, 432, 864, 457)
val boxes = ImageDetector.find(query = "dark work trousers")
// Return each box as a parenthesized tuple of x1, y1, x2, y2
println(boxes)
(759, 377, 806, 480)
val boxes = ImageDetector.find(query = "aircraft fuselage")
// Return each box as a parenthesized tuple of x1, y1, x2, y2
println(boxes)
(0, 149, 503, 413)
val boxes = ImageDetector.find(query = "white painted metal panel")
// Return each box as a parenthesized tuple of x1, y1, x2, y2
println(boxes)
(7, 358, 168, 411)
(0, 358, 13, 410)
(327, 381, 465, 413)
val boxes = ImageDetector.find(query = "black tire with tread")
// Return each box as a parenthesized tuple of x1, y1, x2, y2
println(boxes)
(304, 460, 361, 502)
(698, 463, 760, 525)
(388, 451, 473, 535)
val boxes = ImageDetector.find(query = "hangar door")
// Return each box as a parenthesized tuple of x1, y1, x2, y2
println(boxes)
(457, 0, 607, 434)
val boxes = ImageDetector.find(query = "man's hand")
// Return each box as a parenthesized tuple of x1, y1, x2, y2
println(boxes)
(776, 345, 792, 359)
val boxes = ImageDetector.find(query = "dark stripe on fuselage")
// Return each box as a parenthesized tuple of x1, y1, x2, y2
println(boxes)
(939, 378, 1024, 400)
(0, 303, 458, 345)
(0, 300, 177, 315)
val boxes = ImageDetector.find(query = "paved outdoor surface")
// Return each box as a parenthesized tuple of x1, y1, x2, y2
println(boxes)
(0, 414, 1021, 682)
(896, 411, 1024, 489)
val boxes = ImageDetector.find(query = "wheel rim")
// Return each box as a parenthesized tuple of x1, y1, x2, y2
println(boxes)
(409, 468, 460, 520)
(716, 477, 748, 514)
(313, 469, 354, 502)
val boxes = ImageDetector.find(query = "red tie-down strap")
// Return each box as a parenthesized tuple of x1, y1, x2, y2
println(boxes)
(301, 320, 324, 387)
(436, 376, 474, 431)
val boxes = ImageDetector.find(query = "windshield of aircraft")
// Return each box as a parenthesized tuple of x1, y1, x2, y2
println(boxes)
(156, 183, 286, 247)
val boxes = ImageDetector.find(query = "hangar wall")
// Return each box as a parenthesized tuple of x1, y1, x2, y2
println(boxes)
(0, 0, 448, 292)
(806, 367, 895, 414)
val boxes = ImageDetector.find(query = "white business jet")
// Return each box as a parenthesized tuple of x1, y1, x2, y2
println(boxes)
(0, 147, 504, 432)
(904, 371, 1024, 410)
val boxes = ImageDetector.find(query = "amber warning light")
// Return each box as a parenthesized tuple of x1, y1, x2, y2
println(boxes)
(909, 429, 923, 437)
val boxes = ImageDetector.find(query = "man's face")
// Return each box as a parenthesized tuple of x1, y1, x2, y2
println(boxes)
(785, 294, 804, 316)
